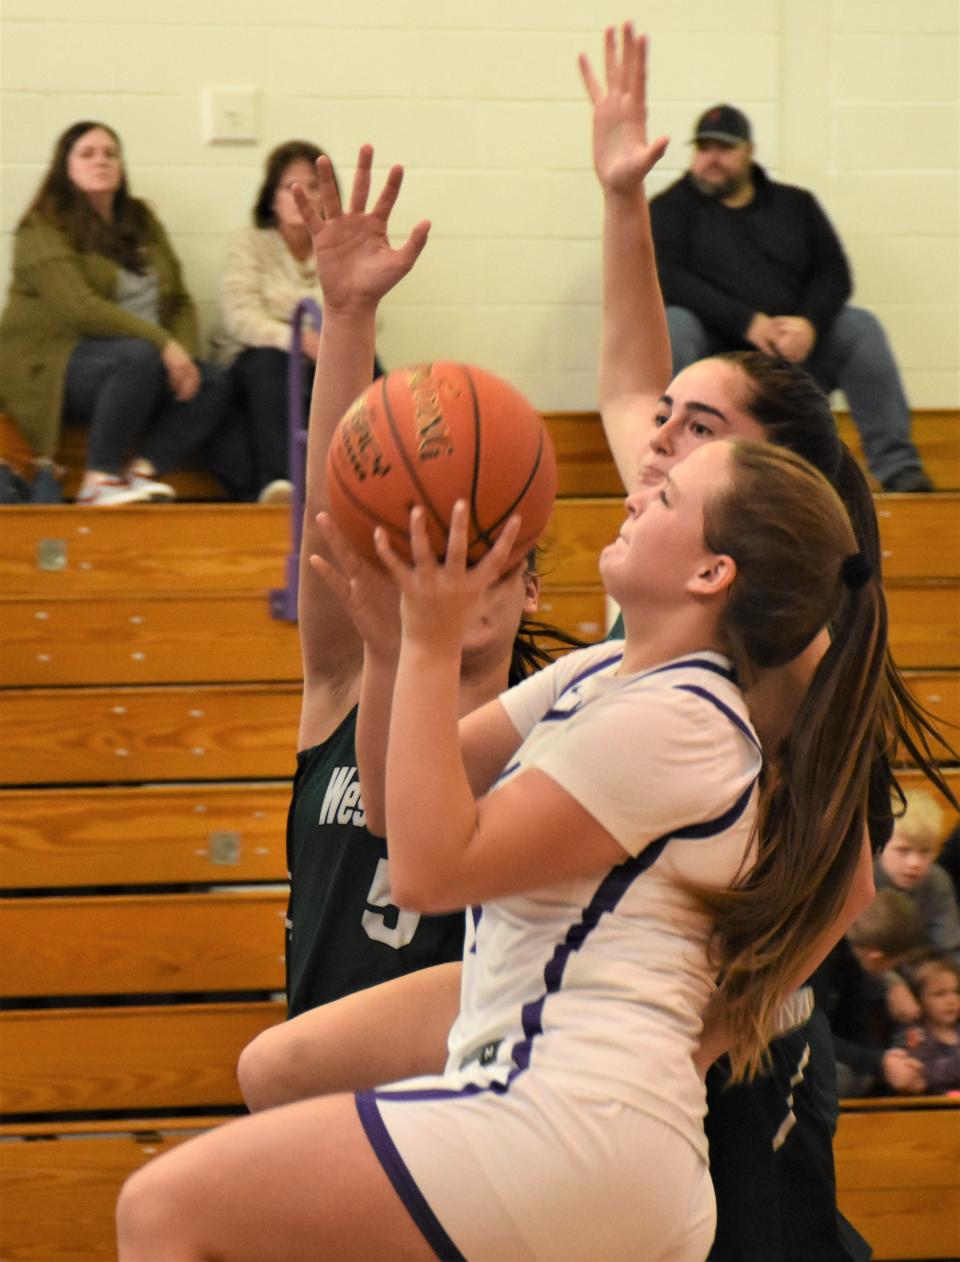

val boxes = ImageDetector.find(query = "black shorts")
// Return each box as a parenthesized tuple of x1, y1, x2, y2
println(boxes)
(705, 1008, 871, 1262)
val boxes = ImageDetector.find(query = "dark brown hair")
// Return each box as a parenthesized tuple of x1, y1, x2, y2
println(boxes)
(21, 120, 151, 271)
(695, 441, 889, 1079)
(253, 140, 336, 227)
(722, 352, 957, 827)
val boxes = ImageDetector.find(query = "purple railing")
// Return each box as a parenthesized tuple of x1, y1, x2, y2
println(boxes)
(269, 296, 322, 621)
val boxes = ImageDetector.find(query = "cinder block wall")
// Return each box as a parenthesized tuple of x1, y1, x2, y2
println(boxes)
(1, 0, 957, 409)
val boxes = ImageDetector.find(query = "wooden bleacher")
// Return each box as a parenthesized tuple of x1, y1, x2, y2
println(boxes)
(1, 412, 958, 1260)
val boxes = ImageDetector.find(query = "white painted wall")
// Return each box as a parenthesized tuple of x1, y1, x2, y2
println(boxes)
(2, 0, 957, 408)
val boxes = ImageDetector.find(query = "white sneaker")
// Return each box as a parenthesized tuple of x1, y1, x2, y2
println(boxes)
(258, 478, 294, 505)
(125, 471, 176, 501)
(77, 476, 154, 507)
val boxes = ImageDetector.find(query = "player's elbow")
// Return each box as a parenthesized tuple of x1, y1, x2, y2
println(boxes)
(390, 865, 453, 916)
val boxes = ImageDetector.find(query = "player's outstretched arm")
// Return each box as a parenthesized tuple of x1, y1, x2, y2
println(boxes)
(293, 145, 430, 748)
(580, 23, 670, 492)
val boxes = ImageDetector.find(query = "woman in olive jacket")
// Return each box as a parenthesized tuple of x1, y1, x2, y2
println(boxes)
(0, 121, 244, 504)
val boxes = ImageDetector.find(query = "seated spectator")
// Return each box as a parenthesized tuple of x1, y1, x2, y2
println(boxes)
(648, 104, 932, 493)
(812, 889, 930, 1097)
(0, 120, 251, 504)
(896, 955, 960, 1094)
(876, 788, 960, 962)
(218, 141, 382, 505)
(0, 121, 244, 505)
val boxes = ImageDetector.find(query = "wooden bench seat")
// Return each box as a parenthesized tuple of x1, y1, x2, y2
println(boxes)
(0, 593, 303, 687)
(0, 1000, 285, 1117)
(0, 783, 289, 889)
(0, 504, 290, 598)
(0, 1118, 223, 1262)
(835, 1097, 960, 1260)
(0, 891, 287, 997)
(0, 683, 300, 785)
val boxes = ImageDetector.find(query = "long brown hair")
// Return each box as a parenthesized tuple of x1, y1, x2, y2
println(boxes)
(699, 441, 888, 1079)
(21, 120, 151, 271)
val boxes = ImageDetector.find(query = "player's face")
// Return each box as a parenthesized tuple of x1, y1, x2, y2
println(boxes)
(602, 441, 731, 606)
(461, 558, 539, 671)
(636, 358, 767, 489)
(67, 127, 123, 202)
(880, 835, 938, 890)
(273, 159, 319, 229)
(689, 139, 754, 200)
(921, 967, 960, 1028)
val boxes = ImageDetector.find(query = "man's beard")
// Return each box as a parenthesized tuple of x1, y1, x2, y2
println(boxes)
(691, 171, 749, 201)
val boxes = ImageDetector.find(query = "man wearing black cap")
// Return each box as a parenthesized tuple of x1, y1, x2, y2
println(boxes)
(649, 103, 932, 492)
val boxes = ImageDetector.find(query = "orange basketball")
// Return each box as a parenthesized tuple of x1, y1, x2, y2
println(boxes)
(325, 362, 557, 568)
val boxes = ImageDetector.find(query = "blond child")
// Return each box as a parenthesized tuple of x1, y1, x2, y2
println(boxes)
(876, 789, 960, 964)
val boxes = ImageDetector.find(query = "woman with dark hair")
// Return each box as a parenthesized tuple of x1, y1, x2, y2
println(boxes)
(583, 25, 955, 1261)
(0, 121, 235, 505)
(220, 140, 380, 503)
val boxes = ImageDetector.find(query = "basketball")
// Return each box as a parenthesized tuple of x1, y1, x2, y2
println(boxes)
(325, 362, 557, 567)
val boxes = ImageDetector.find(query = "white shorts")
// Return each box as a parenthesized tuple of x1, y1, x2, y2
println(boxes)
(356, 1069, 715, 1262)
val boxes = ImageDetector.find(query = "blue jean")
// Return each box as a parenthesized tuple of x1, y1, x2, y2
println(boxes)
(665, 305, 923, 484)
(64, 336, 230, 479)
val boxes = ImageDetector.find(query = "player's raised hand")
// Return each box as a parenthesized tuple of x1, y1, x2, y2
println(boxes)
(310, 512, 401, 660)
(375, 501, 522, 652)
(579, 23, 669, 196)
(292, 143, 430, 313)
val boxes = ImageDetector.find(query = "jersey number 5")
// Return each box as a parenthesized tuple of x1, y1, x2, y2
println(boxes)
(362, 858, 421, 948)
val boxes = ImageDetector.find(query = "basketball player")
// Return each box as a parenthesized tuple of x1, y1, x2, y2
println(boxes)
(117, 146, 892, 1262)
(581, 25, 955, 1260)
(237, 144, 581, 1111)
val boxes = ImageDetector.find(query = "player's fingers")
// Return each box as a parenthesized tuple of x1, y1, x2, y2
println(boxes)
(371, 163, 405, 222)
(307, 552, 351, 602)
(373, 525, 407, 582)
(621, 21, 638, 90)
(315, 155, 343, 221)
(407, 505, 437, 570)
(292, 182, 324, 236)
(443, 500, 470, 571)
(315, 512, 361, 575)
(349, 144, 374, 214)
(577, 53, 601, 104)
(603, 24, 618, 89)
(398, 220, 432, 269)
(482, 515, 522, 579)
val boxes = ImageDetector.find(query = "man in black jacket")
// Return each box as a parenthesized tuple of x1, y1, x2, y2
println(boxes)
(650, 104, 932, 492)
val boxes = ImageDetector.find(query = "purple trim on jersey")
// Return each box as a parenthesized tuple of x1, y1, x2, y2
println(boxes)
(510, 774, 757, 1074)
(355, 1091, 466, 1261)
(469, 904, 482, 954)
(539, 648, 625, 721)
(673, 683, 761, 751)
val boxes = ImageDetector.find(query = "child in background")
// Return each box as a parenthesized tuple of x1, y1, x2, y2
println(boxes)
(812, 889, 930, 1097)
(896, 956, 960, 1094)
(876, 789, 960, 963)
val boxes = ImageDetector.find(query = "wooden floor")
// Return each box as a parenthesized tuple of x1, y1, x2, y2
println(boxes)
(1, 410, 958, 1261)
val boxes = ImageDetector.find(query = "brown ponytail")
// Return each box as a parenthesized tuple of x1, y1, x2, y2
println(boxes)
(697, 442, 888, 1079)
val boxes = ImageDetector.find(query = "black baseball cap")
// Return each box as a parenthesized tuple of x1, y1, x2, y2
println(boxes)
(690, 104, 752, 146)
